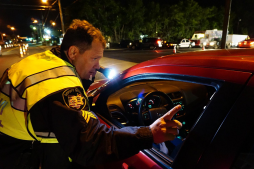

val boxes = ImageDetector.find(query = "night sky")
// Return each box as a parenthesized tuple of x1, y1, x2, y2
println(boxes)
(0, 0, 241, 37)
(0, 0, 73, 37)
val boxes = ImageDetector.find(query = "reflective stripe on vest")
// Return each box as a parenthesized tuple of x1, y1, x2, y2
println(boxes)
(0, 50, 88, 142)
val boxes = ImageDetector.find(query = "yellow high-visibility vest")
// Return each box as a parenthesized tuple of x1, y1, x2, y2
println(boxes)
(0, 50, 89, 143)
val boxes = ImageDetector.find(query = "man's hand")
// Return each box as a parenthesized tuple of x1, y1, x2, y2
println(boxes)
(150, 105, 182, 144)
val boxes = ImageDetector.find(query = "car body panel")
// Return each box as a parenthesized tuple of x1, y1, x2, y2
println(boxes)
(238, 38, 254, 48)
(172, 81, 245, 169)
(122, 66, 251, 84)
(247, 74, 254, 87)
(101, 152, 164, 169)
(87, 79, 109, 93)
(195, 79, 254, 169)
(122, 49, 254, 74)
(89, 48, 254, 169)
(178, 38, 194, 48)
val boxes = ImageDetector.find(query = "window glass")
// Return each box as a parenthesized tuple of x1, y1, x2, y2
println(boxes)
(106, 80, 216, 161)
(182, 40, 185, 43)
(186, 40, 189, 42)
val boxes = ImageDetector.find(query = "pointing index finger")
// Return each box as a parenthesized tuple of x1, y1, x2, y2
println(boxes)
(163, 105, 182, 120)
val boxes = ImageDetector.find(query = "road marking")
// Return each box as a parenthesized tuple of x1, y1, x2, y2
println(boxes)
(3, 47, 18, 53)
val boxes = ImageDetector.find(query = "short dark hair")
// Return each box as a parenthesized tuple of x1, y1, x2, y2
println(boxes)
(61, 19, 106, 53)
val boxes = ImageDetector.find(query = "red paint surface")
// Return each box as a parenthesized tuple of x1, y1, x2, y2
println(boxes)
(87, 79, 108, 92)
(123, 65, 251, 85)
(124, 49, 254, 75)
(247, 76, 254, 87)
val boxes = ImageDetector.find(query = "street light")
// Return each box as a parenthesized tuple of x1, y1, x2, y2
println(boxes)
(42, 0, 65, 34)
(11, 27, 15, 30)
(52, 22, 56, 26)
(33, 20, 38, 23)
(33, 27, 37, 30)
(3, 33, 6, 36)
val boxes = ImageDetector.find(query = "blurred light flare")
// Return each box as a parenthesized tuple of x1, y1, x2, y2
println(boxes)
(108, 69, 117, 79)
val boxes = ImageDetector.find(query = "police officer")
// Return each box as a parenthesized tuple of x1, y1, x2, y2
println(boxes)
(0, 19, 182, 169)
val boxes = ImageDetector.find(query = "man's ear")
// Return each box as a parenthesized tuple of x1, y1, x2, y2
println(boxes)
(68, 46, 79, 60)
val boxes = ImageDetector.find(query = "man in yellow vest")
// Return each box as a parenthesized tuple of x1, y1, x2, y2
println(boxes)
(0, 19, 182, 169)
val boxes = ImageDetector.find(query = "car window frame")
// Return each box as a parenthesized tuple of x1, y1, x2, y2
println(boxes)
(92, 72, 248, 169)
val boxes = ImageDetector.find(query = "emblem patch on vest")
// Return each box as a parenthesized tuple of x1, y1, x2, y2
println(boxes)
(62, 88, 86, 110)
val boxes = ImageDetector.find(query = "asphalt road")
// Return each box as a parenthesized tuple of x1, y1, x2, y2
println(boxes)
(0, 44, 205, 80)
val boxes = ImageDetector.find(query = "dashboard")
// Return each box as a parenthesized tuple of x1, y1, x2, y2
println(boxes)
(106, 80, 209, 128)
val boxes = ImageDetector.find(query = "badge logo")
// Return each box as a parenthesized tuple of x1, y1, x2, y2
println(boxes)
(62, 88, 86, 110)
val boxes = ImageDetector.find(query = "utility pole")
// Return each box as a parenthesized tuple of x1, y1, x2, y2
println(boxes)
(221, 0, 232, 49)
(58, 0, 65, 35)
(237, 19, 241, 34)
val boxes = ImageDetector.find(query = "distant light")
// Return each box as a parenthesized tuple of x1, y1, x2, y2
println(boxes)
(52, 22, 56, 26)
(33, 27, 36, 30)
(42, 0, 47, 3)
(33, 20, 38, 23)
(44, 29, 51, 35)
(17, 35, 20, 37)
(11, 27, 15, 30)
(43, 35, 51, 40)
(2, 33, 6, 36)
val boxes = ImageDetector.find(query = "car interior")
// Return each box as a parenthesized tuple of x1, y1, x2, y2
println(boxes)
(93, 79, 217, 161)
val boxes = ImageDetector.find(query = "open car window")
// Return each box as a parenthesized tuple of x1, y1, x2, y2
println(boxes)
(106, 79, 216, 161)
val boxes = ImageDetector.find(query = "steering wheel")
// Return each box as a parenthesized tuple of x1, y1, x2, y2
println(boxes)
(138, 91, 174, 126)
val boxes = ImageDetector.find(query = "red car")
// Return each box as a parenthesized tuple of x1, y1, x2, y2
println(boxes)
(238, 38, 254, 48)
(87, 49, 254, 169)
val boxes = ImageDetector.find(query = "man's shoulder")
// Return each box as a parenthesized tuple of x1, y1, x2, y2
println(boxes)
(50, 46, 61, 57)
(45, 87, 88, 111)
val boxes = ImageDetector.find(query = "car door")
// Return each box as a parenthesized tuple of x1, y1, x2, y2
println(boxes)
(180, 39, 186, 47)
(89, 65, 251, 169)
(185, 39, 190, 47)
(193, 75, 254, 169)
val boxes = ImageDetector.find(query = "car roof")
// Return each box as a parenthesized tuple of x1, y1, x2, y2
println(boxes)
(126, 49, 254, 73)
